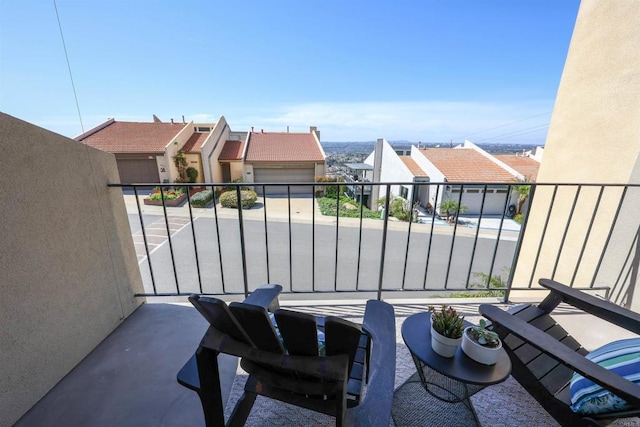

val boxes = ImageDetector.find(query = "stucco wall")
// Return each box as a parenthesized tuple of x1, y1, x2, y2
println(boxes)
(200, 116, 231, 183)
(0, 113, 144, 425)
(512, 1, 640, 308)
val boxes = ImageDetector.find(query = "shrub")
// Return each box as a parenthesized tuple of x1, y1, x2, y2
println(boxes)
(317, 196, 380, 219)
(220, 190, 257, 209)
(190, 189, 213, 207)
(186, 167, 199, 183)
(513, 213, 523, 224)
(148, 190, 180, 201)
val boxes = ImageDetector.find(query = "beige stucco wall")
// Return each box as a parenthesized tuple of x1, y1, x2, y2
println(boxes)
(230, 161, 243, 181)
(0, 113, 144, 425)
(164, 121, 195, 182)
(185, 153, 204, 183)
(200, 116, 231, 183)
(512, 1, 640, 309)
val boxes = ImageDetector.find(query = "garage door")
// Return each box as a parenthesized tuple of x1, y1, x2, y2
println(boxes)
(253, 167, 315, 195)
(116, 159, 160, 184)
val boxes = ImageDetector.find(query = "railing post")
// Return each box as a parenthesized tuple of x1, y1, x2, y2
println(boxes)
(377, 185, 391, 300)
(236, 185, 249, 298)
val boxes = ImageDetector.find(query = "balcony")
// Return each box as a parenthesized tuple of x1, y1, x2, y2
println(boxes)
(6, 150, 640, 425)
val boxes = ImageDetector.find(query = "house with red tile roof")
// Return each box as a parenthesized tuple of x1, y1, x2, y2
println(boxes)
(77, 117, 325, 194)
(76, 116, 218, 184)
(494, 152, 542, 181)
(364, 139, 529, 215)
(237, 127, 325, 194)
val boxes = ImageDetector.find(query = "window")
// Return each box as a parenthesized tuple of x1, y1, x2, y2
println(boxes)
(496, 189, 508, 194)
(466, 189, 480, 193)
(196, 126, 211, 132)
(400, 186, 409, 199)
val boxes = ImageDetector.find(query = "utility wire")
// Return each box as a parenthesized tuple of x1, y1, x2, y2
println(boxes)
(54, 0, 84, 133)
(476, 124, 549, 144)
(451, 111, 551, 141)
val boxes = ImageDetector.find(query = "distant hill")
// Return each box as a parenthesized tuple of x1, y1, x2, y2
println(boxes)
(321, 141, 541, 155)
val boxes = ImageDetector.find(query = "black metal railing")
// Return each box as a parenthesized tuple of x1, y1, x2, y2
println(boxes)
(110, 181, 639, 302)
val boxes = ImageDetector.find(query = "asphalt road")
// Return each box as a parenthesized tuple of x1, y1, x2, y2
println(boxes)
(129, 214, 516, 296)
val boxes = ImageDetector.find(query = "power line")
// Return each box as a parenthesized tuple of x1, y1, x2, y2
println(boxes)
(476, 124, 549, 143)
(451, 111, 552, 141)
(54, 0, 84, 133)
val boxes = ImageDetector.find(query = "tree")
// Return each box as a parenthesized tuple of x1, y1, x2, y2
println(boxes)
(438, 199, 468, 223)
(513, 177, 532, 215)
(173, 150, 188, 182)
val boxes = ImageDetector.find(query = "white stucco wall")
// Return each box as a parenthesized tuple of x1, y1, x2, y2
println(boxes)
(200, 116, 231, 183)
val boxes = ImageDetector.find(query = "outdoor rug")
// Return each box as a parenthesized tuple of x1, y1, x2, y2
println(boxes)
(222, 311, 640, 426)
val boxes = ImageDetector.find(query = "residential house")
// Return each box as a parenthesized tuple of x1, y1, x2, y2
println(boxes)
(363, 139, 527, 215)
(240, 128, 326, 194)
(78, 117, 325, 192)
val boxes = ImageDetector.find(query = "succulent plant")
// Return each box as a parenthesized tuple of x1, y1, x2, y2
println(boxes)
(468, 319, 500, 348)
(429, 305, 465, 339)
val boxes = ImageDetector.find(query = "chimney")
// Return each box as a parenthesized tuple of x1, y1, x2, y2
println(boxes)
(182, 115, 186, 124)
(261, 129, 264, 133)
(310, 126, 320, 141)
(287, 126, 289, 133)
(171, 118, 174, 124)
(251, 126, 254, 132)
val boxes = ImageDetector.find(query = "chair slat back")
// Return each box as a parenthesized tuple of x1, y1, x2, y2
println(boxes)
(325, 316, 363, 376)
(189, 295, 253, 346)
(229, 302, 285, 354)
(274, 309, 319, 357)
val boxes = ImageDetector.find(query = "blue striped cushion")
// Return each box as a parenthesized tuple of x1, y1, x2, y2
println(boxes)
(570, 338, 640, 415)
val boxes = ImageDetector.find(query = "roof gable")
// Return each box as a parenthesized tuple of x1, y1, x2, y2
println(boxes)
(182, 132, 208, 153)
(419, 148, 516, 183)
(218, 140, 245, 161)
(244, 132, 324, 162)
(78, 121, 187, 154)
(400, 156, 428, 177)
(494, 154, 540, 181)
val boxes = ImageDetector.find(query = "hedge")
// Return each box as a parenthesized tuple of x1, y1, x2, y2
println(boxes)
(220, 190, 258, 209)
(190, 189, 213, 207)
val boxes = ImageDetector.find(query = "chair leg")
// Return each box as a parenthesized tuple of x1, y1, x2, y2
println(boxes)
(196, 347, 225, 427)
(227, 391, 257, 427)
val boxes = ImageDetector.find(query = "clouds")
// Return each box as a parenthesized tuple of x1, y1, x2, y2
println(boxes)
(229, 100, 553, 143)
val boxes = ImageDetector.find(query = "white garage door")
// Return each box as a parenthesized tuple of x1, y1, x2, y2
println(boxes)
(253, 167, 315, 195)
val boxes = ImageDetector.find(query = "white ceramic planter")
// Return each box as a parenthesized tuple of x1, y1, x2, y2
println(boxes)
(461, 326, 502, 365)
(430, 324, 462, 358)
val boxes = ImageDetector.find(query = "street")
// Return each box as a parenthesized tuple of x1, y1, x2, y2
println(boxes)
(129, 213, 517, 296)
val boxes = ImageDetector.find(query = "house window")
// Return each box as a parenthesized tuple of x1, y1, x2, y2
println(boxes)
(466, 189, 480, 193)
(400, 186, 409, 199)
(196, 127, 211, 132)
(496, 189, 508, 194)
(451, 188, 461, 193)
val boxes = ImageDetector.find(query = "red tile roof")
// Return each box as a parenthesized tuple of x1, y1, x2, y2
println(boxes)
(244, 132, 324, 162)
(182, 132, 208, 153)
(400, 156, 428, 177)
(418, 148, 516, 182)
(77, 121, 187, 154)
(494, 154, 540, 181)
(218, 140, 245, 161)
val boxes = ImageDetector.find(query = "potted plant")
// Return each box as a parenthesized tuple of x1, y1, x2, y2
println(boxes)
(461, 319, 502, 365)
(429, 305, 465, 358)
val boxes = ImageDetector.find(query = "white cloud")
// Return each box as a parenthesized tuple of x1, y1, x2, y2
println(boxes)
(230, 101, 553, 144)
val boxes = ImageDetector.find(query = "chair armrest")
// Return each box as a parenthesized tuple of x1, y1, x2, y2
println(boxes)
(539, 279, 640, 334)
(242, 284, 283, 311)
(345, 300, 396, 427)
(480, 304, 640, 407)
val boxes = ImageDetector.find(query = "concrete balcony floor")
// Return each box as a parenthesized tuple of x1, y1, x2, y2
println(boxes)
(15, 299, 640, 427)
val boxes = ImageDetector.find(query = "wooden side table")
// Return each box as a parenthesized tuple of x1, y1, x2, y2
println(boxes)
(393, 312, 512, 426)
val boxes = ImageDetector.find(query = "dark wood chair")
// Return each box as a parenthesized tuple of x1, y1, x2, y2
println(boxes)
(178, 285, 396, 426)
(480, 278, 640, 426)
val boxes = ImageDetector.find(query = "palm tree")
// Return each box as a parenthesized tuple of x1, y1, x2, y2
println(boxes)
(513, 177, 532, 215)
(438, 199, 468, 222)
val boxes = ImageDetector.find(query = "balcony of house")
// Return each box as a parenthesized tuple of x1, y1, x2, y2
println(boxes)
(342, 163, 374, 207)
(5, 133, 640, 426)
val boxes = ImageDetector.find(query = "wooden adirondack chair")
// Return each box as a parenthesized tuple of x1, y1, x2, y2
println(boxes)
(178, 285, 396, 427)
(480, 279, 640, 426)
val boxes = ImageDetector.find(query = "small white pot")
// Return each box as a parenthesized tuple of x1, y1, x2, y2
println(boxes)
(461, 326, 502, 365)
(430, 324, 462, 358)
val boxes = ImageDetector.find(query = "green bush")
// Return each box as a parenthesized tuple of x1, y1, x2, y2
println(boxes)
(186, 167, 199, 183)
(513, 213, 523, 224)
(190, 189, 213, 207)
(317, 196, 380, 219)
(220, 190, 257, 209)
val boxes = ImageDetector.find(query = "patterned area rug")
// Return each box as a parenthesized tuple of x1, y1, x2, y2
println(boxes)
(222, 310, 640, 427)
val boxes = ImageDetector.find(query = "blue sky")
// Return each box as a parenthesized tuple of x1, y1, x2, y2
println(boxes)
(0, 1, 580, 143)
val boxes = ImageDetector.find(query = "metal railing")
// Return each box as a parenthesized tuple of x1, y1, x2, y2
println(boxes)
(110, 181, 639, 302)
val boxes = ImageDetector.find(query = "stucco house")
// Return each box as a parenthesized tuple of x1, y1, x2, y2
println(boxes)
(77, 117, 325, 192)
(364, 139, 539, 215)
